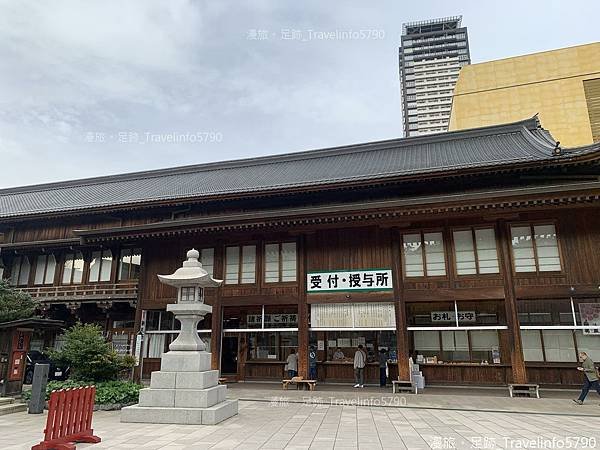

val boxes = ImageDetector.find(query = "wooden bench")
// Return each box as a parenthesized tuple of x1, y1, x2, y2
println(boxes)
(282, 376, 317, 391)
(508, 383, 540, 398)
(218, 377, 228, 385)
(392, 380, 417, 394)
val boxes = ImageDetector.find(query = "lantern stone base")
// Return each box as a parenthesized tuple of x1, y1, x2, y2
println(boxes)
(121, 400, 239, 425)
(121, 351, 238, 425)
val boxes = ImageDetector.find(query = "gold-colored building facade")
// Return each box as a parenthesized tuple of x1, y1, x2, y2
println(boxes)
(449, 43, 600, 146)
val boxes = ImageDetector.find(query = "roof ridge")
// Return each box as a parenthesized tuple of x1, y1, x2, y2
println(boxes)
(0, 117, 543, 196)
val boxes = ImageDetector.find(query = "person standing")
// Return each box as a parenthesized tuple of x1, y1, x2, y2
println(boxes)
(573, 351, 600, 404)
(353, 344, 366, 388)
(308, 345, 318, 380)
(286, 349, 298, 379)
(379, 348, 388, 387)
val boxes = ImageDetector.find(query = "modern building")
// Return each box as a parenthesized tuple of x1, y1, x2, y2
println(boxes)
(449, 42, 600, 147)
(399, 16, 470, 137)
(1, 116, 600, 388)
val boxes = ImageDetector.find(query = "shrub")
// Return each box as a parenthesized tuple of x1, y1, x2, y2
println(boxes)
(49, 323, 134, 382)
(0, 279, 39, 323)
(22, 380, 142, 405)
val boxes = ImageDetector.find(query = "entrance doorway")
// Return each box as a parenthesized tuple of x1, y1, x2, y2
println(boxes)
(221, 335, 238, 375)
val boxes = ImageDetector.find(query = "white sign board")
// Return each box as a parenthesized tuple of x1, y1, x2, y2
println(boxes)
(311, 302, 396, 328)
(307, 269, 393, 293)
(430, 311, 476, 323)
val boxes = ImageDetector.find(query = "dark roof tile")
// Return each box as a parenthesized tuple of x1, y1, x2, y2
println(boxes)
(1, 117, 599, 219)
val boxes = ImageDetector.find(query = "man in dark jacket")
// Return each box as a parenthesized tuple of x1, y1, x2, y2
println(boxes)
(573, 351, 600, 405)
(308, 345, 318, 381)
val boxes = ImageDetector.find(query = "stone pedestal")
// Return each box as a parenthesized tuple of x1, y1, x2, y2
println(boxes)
(121, 351, 238, 425)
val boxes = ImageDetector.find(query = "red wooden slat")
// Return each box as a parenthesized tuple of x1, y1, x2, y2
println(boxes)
(73, 387, 86, 434)
(82, 386, 93, 432)
(67, 388, 80, 436)
(76, 387, 86, 434)
(85, 386, 96, 430)
(44, 391, 58, 441)
(62, 389, 73, 438)
(54, 390, 66, 440)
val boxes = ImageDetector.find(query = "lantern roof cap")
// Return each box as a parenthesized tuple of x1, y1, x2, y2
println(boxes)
(157, 248, 223, 288)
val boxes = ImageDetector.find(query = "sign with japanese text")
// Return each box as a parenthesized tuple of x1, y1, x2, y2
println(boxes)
(579, 303, 600, 335)
(430, 311, 476, 323)
(247, 313, 298, 327)
(307, 269, 393, 293)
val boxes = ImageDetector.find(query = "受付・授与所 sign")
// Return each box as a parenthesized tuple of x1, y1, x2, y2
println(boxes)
(307, 269, 393, 293)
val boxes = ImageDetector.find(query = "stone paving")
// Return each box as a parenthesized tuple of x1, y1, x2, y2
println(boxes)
(226, 382, 600, 416)
(1, 398, 600, 449)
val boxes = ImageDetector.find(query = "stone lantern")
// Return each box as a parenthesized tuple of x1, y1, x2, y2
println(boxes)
(157, 248, 220, 352)
(122, 249, 238, 425)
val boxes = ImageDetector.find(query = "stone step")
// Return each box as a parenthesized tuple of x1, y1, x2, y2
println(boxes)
(121, 399, 238, 425)
(0, 397, 15, 406)
(0, 402, 27, 416)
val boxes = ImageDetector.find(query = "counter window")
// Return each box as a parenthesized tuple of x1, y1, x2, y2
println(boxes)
(412, 329, 500, 363)
(311, 330, 397, 363)
(247, 331, 298, 361)
(519, 298, 600, 362)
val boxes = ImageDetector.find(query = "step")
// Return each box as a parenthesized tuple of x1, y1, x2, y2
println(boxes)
(0, 402, 27, 416)
(0, 397, 15, 406)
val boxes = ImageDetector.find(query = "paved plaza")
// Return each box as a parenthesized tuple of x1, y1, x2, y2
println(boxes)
(2, 388, 600, 450)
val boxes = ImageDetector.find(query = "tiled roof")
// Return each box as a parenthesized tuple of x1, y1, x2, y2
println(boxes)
(1, 117, 599, 219)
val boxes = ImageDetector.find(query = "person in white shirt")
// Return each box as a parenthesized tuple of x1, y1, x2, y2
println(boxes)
(353, 345, 366, 388)
(285, 349, 298, 378)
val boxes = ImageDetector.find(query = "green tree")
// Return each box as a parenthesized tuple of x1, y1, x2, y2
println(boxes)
(0, 279, 39, 323)
(49, 323, 134, 382)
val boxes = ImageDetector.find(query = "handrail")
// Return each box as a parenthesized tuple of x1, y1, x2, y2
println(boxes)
(20, 281, 138, 299)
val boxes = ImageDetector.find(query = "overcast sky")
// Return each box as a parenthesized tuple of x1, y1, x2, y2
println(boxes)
(0, 1, 598, 189)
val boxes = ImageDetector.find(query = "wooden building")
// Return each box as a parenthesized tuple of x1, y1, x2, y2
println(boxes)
(1, 117, 600, 387)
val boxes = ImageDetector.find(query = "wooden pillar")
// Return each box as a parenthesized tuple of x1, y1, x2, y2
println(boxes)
(297, 234, 309, 378)
(211, 242, 224, 371)
(237, 334, 247, 381)
(391, 229, 410, 381)
(132, 244, 148, 383)
(497, 219, 527, 384)
(210, 303, 222, 371)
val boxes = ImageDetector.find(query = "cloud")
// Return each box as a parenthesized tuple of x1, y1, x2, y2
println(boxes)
(0, 1, 598, 188)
